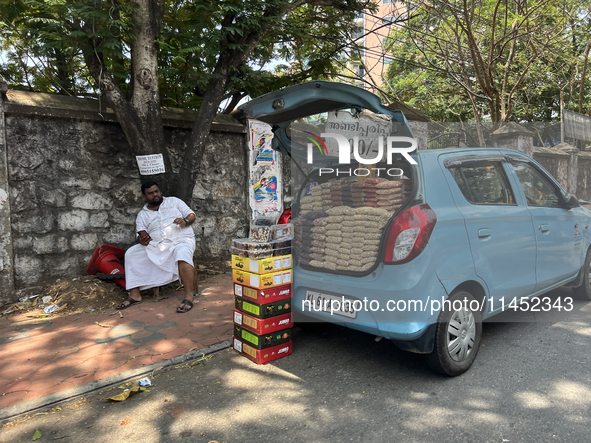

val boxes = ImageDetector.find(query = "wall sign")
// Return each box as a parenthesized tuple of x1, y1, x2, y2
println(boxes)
(136, 154, 165, 175)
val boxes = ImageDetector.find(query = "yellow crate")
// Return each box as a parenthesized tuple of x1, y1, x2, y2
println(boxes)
(231, 255, 292, 275)
(232, 268, 292, 289)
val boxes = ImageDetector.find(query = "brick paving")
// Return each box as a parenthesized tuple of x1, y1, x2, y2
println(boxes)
(0, 273, 234, 411)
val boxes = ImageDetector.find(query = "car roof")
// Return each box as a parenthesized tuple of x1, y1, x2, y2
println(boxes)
(417, 147, 530, 159)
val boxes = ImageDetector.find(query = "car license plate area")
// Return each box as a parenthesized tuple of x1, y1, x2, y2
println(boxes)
(305, 291, 357, 319)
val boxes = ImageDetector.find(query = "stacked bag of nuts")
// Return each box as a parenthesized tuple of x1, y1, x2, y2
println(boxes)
(293, 210, 328, 266)
(363, 177, 412, 212)
(293, 206, 392, 272)
(300, 179, 360, 214)
(299, 190, 324, 213)
(294, 176, 413, 272)
(301, 177, 411, 215)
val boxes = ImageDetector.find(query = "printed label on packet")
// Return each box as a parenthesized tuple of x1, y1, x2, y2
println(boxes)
(274, 258, 282, 270)
(282, 257, 291, 268)
(250, 274, 260, 288)
(273, 273, 282, 286)
(243, 316, 257, 329)
(249, 260, 259, 273)
(234, 284, 243, 297)
(282, 272, 292, 284)
(233, 338, 242, 353)
(234, 311, 243, 325)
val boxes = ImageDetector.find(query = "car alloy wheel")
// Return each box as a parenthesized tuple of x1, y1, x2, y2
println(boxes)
(426, 290, 483, 376)
(446, 306, 476, 362)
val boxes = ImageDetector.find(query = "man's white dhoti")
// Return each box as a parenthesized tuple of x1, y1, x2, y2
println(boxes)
(125, 196, 196, 291)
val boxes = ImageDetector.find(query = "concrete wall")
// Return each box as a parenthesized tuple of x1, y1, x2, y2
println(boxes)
(534, 147, 591, 202)
(531, 147, 569, 190)
(492, 124, 591, 202)
(0, 90, 249, 303)
(576, 152, 591, 202)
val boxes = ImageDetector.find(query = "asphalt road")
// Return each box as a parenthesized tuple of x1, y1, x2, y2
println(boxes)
(2, 287, 590, 443)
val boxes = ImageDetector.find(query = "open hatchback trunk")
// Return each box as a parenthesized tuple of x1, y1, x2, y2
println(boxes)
(237, 81, 419, 276)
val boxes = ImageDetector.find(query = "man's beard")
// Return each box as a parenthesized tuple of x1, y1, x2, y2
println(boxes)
(150, 196, 162, 206)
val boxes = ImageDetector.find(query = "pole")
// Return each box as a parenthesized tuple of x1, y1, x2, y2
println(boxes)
(560, 90, 564, 144)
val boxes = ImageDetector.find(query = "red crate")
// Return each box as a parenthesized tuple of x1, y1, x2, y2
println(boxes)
(233, 337, 292, 365)
(233, 309, 293, 335)
(233, 283, 292, 304)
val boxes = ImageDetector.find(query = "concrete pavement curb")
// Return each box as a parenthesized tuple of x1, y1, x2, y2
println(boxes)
(0, 339, 232, 424)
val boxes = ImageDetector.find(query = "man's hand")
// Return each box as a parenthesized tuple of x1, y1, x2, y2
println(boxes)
(138, 230, 152, 246)
(173, 213, 195, 227)
(173, 217, 186, 226)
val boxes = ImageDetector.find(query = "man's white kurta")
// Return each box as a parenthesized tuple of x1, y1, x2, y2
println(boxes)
(125, 196, 195, 291)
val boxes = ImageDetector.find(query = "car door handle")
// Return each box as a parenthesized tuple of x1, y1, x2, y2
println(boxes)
(478, 228, 491, 238)
(539, 224, 550, 233)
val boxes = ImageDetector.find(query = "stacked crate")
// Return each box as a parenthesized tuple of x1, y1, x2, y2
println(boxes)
(231, 233, 293, 364)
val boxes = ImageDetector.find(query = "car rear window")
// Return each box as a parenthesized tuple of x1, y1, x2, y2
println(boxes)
(449, 162, 515, 205)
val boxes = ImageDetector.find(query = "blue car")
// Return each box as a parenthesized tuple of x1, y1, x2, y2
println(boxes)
(238, 81, 591, 376)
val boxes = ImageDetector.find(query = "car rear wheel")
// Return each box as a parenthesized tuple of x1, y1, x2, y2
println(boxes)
(573, 248, 591, 300)
(426, 291, 482, 376)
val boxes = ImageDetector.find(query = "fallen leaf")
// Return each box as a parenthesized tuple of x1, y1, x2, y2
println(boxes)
(105, 386, 145, 401)
(118, 311, 123, 318)
(120, 418, 131, 426)
(32, 429, 42, 440)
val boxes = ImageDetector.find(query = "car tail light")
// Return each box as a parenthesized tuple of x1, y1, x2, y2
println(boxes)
(383, 204, 437, 264)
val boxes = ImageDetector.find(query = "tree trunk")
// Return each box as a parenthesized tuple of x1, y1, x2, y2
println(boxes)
(54, 49, 74, 94)
(177, 52, 238, 202)
(81, 1, 175, 192)
(579, 38, 591, 115)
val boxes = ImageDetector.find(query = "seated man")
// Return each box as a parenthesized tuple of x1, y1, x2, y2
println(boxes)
(118, 181, 197, 312)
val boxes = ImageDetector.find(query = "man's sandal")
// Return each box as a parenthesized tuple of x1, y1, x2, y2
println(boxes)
(176, 298, 196, 313)
(116, 297, 141, 310)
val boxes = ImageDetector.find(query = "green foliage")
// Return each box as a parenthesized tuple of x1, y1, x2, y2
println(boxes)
(156, 0, 372, 109)
(1, 0, 372, 108)
(1, 0, 135, 95)
(384, 0, 591, 123)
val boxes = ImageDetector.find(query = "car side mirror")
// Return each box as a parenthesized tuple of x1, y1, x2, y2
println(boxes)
(564, 193, 580, 208)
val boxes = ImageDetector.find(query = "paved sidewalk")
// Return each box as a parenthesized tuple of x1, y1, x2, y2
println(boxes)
(0, 272, 234, 413)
